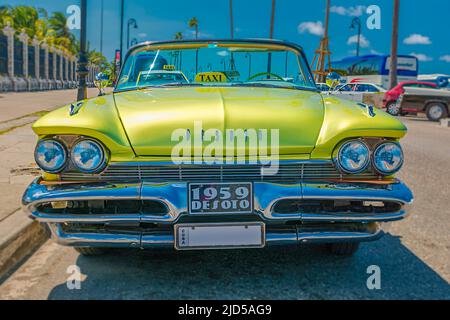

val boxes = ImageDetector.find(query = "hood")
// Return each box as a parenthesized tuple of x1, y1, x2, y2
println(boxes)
(113, 87, 325, 157)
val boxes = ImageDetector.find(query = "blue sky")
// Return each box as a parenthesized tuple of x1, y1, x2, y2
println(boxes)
(3, 0, 450, 74)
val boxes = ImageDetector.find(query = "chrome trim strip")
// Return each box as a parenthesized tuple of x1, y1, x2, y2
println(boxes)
(47, 223, 383, 248)
(48, 223, 141, 248)
(23, 179, 413, 224)
(60, 160, 379, 182)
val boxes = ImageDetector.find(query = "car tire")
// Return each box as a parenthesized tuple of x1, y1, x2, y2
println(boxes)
(426, 103, 448, 121)
(326, 242, 360, 256)
(75, 247, 106, 256)
(386, 101, 401, 116)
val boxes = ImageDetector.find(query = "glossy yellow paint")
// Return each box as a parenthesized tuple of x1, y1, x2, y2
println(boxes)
(31, 86, 407, 163)
(114, 86, 325, 156)
(311, 96, 407, 158)
(32, 93, 135, 161)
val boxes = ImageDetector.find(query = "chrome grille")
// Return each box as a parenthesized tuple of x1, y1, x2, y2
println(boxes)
(60, 161, 377, 182)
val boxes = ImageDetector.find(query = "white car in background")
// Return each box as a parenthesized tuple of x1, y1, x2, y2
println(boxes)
(329, 82, 386, 108)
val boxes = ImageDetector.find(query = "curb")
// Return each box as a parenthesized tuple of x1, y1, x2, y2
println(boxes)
(0, 210, 49, 281)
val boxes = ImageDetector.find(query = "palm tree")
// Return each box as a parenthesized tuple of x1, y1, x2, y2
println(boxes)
(174, 32, 183, 70)
(48, 11, 78, 54)
(188, 17, 199, 39)
(188, 17, 199, 73)
(1, 6, 39, 36)
(174, 31, 183, 40)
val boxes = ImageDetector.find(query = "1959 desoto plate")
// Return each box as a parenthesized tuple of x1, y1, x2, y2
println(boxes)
(23, 39, 413, 256)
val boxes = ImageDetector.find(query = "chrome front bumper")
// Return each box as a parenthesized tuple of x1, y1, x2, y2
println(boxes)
(23, 178, 413, 248)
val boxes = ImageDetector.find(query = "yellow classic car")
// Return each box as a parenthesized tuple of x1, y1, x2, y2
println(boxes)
(23, 39, 413, 256)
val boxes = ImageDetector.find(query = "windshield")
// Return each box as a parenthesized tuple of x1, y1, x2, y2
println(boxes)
(116, 41, 316, 92)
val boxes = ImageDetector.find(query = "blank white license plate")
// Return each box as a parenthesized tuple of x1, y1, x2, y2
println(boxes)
(175, 223, 265, 250)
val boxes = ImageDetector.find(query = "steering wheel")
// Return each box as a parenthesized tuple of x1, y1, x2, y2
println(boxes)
(247, 72, 284, 81)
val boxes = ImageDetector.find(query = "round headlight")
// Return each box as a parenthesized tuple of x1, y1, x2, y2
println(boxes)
(34, 140, 67, 173)
(337, 140, 370, 174)
(373, 142, 403, 175)
(71, 140, 106, 173)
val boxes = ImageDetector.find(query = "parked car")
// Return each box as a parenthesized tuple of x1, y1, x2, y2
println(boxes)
(23, 39, 413, 257)
(329, 82, 386, 108)
(384, 81, 437, 115)
(395, 86, 450, 121)
(316, 82, 330, 91)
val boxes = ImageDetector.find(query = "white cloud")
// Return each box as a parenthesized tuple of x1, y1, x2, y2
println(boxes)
(403, 34, 431, 45)
(330, 6, 347, 15)
(217, 50, 229, 57)
(439, 55, 450, 62)
(410, 52, 433, 62)
(330, 5, 366, 17)
(370, 49, 382, 55)
(137, 33, 147, 38)
(184, 30, 214, 39)
(297, 21, 324, 36)
(347, 34, 370, 48)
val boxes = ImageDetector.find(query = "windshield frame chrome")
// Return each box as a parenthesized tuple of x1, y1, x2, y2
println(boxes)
(113, 39, 317, 93)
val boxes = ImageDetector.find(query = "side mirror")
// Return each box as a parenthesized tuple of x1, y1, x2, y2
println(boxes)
(94, 72, 110, 96)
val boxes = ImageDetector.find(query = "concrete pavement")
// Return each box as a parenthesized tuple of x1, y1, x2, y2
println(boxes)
(0, 89, 100, 279)
(0, 115, 449, 299)
(0, 89, 99, 123)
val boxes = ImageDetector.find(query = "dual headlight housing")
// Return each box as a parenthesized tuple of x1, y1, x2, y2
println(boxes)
(336, 139, 403, 176)
(34, 138, 107, 174)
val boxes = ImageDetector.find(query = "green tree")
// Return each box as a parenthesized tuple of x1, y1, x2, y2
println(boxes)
(174, 31, 183, 40)
(188, 17, 199, 39)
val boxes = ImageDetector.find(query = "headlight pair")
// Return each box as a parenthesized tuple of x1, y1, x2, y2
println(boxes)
(34, 138, 107, 173)
(337, 140, 403, 175)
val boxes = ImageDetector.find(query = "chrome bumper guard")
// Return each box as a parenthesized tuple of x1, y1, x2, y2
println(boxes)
(47, 223, 383, 248)
(23, 178, 413, 248)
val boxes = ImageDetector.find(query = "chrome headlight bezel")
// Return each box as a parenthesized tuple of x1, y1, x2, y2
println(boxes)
(372, 141, 404, 175)
(336, 139, 371, 174)
(34, 139, 68, 173)
(70, 139, 108, 173)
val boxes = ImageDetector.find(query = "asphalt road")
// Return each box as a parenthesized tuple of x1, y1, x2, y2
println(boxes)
(0, 115, 449, 300)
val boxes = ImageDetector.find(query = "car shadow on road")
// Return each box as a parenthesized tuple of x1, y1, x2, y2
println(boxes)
(47, 233, 450, 300)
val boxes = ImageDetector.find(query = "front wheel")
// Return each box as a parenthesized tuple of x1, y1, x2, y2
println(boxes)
(326, 242, 360, 256)
(426, 103, 448, 121)
(75, 247, 106, 256)
(386, 101, 401, 116)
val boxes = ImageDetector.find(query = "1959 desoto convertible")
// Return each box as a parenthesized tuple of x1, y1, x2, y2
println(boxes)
(23, 39, 413, 256)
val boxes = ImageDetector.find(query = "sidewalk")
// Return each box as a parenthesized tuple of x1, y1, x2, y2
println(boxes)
(0, 88, 99, 123)
(0, 88, 101, 279)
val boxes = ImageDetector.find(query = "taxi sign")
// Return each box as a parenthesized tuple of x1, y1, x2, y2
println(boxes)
(163, 65, 176, 71)
(195, 72, 228, 83)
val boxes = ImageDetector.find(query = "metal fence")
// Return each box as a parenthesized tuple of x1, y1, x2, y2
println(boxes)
(0, 34, 7, 75)
(28, 45, 35, 78)
(48, 53, 53, 80)
(13, 38, 23, 77)
(39, 48, 45, 77)
(1, 26, 98, 92)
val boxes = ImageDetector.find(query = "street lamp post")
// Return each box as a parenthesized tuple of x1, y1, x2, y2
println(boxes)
(350, 17, 361, 56)
(127, 19, 138, 49)
(119, 0, 124, 68)
(77, 0, 88, 101)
